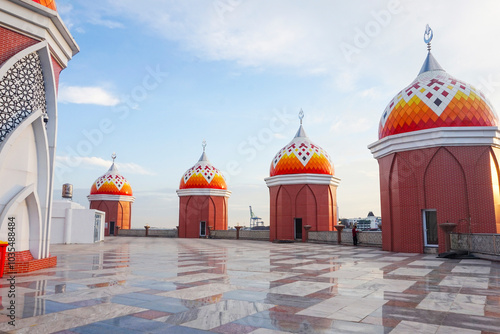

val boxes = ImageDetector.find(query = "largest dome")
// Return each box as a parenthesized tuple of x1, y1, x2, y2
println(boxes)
(179, 149, 227, 190)
(31, 0, 57, 11)
(270, 124, 333, 177)
(379, 51, 498, 139)
(90, 163, 133, 196)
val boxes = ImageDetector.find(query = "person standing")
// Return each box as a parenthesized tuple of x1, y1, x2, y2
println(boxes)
(352, 223, 359, 246)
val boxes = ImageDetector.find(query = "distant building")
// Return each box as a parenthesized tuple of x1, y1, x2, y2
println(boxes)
(342, 211, 381, 230)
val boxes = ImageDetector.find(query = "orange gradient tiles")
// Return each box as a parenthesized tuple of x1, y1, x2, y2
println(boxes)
(270, 153, 333, 176)
(179, 159, 227, 190)
(32, 0, 57, 10)
(179, 173, 227, 189)
(270, 136, 334, 177)
(379, 71, 498, 139)
(91, 182, 133, 196)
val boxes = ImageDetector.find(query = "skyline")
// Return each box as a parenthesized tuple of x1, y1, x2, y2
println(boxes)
(53, 1, 500, 228)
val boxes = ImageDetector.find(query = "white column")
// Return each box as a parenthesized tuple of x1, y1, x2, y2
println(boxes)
(64, 207, 72, 244)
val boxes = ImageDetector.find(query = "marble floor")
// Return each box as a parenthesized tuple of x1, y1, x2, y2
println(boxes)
(1, 238, 500, 334)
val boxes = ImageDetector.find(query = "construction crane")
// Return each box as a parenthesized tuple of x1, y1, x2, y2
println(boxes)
(249, 206, 264, 228)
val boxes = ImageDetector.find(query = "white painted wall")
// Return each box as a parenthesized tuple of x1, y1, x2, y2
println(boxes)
(50, 200, 105, 244)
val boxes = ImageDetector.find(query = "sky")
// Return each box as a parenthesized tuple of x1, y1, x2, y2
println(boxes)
(52, 0, 500, 229)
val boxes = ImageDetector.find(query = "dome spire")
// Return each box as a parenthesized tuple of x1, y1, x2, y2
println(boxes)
(424, 24, 433, 51)
(295, 109, 308, 138)
(108, 152, 119, 173)
(180, 140, 227, 190)
(418, 24, 444, 75)
(199, 139, 209, 162)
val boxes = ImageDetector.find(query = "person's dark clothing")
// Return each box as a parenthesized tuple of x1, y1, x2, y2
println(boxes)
(352, 227, 358, 246)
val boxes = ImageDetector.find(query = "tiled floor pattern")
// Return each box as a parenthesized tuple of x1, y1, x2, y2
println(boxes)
(1, 237, 500, 333)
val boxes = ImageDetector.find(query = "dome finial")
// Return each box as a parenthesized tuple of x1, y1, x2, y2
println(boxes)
(424, 24, 433, 51)
(299, 109, 304, 125)
(202, 139, 207, 152)
(111, 152, 117, 162)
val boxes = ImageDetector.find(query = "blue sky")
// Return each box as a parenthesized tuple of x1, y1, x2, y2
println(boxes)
(53, 0, 500, 228)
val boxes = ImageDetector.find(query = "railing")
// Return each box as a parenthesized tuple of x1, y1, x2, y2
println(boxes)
(211, 230, 269, 240)
(451, 233, 500, 256)
(116, 228, 382, 246)
(309, 230, 382, 246)
(118, 229, 177, 238)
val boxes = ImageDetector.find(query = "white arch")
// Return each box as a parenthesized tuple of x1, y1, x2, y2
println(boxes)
(0, 41, 57, 258)
(0, 184, 42, 259)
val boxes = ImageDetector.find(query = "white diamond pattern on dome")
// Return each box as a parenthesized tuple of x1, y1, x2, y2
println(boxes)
(183, 161, 223, 184)
(272, 137, 331, 168)
(95, 172, 127, 191)
(380, 71, 492, 128)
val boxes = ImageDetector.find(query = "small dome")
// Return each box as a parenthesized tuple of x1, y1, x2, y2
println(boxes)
(270, 124, 334, 177)
(31, 0, 57, 10)
(90, 163, 133, 196)
(379, 51, 498, 139)
(179, 150, 227, 190)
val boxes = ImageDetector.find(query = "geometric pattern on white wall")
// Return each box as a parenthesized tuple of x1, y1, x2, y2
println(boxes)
(0, 52, 47, 142)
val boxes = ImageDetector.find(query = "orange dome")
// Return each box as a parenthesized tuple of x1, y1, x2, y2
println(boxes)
(379, 52, 498, 139)
(179, 151, 227, 190)
(270, 125, 333, 177)
(90, 163, 133, 196)
(31, 0, 57, 10)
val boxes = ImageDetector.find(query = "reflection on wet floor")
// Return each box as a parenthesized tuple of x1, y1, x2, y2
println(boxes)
(0, 237, 499, 333)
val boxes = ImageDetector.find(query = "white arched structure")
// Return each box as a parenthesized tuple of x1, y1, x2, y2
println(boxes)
(0, 0, 78, 269)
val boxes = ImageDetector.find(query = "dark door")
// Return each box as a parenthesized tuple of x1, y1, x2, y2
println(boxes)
(200, 221, 206, 237)
(109, 221, 115, 235)
(294, 218, 302, 239)
(423, 210, 438, 246)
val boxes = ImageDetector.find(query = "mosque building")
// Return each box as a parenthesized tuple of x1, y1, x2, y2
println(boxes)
(177, 142, 231, 238)
(0, 0, 78, 273)
(369, 26, 500, 253)
(265, 111, 341, 242)
(88, 154, 135, 236)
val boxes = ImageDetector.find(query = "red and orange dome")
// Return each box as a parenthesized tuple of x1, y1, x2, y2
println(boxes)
(270, 125, 333, 177)
(31, 0, 57, 11)
(179, 151, 227, 190)
(90, 163, 133, 196)
(379, 52, 498, 139)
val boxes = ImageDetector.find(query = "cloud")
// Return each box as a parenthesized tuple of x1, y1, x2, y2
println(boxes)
(56, 156, 156, 176)
(273, 133, 286, 139)
(117, 162, 157, 176)
(330, 116, 372, 134)
(96, 0, 500, 101)
(58, 85, 120, 106)
(88, 17, 124, 29)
